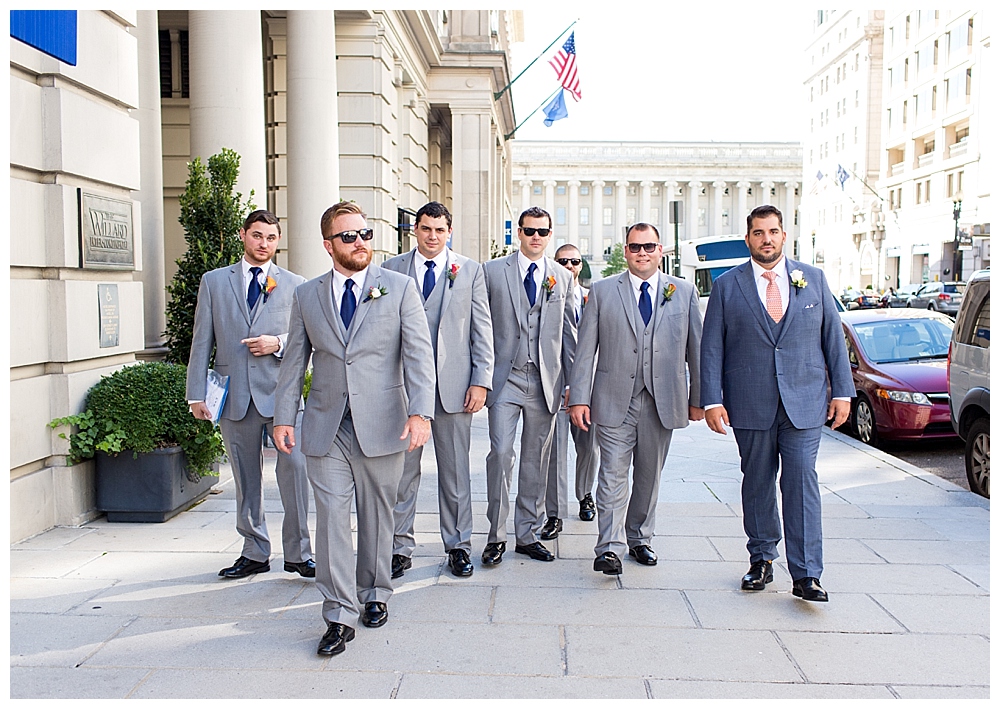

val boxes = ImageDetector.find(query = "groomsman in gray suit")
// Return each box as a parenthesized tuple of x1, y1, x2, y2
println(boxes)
(569, 223, 703, 575)
(187, 209, 314, 580)
(273, 201, 436, 657)
(481, 206, 576, 565)
(382, 201, 494, 579)
(542, 243, 600, 541)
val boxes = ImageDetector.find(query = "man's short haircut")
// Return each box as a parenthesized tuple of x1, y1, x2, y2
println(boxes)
(320, 201, 365, 237)
(555, 243, 582, 257)
(747, 205, 783, 233)
(415, 201, 452, 230)
(518, 206, 552, 229)
(243, 209, 281, 236)
(625, 222, 660, 242)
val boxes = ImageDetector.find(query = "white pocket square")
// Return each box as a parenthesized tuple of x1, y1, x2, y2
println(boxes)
(803, 303, 817, 309)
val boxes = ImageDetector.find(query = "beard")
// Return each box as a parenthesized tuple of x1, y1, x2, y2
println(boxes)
(333, 246, 372, 272)
(749, 244, 783, 265)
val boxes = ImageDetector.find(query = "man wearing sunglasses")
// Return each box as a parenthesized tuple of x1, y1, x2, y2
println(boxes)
(273, 201, 436, 656)
(382, 202, 494, 580)
(543, 244, 600, 540)
(186, 210, 314, 581)
(568, 223, 704, 576)
(481, 206, 577, 565)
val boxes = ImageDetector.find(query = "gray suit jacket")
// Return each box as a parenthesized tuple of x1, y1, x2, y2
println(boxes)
(569, 271, 702, 430)
(186, 261, 305, 420)
(381, 249, 494, 413)
(483, 253, 577, 414)
(273, 265, 436, 458)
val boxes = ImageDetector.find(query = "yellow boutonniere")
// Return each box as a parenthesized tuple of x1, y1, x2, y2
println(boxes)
(661, 283, 676, 305)
(542, 275, 557, 300)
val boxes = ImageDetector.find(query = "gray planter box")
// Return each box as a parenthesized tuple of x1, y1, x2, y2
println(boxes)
(96, 445, 219, 522)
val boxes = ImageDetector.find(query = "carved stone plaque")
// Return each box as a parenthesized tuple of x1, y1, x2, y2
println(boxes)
(98, 284, 120, 348)
(80, 190, 135, 269)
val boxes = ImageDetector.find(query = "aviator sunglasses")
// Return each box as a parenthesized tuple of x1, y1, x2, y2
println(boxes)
(520, 227, 551, 237)
(327, 228, 374, 243)
(556, 257, 582, 266)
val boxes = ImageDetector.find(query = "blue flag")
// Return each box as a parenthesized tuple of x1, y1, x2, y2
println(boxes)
(836, 164, 849, 190)
(543, 89, 568, 127)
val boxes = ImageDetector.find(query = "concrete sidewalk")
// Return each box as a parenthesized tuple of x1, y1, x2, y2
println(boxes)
(10, 412, 990, 699)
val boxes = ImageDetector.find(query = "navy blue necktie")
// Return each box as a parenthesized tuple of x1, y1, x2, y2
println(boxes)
(247, 266, 262, 311)
(340, 279, 357, 329)
(639, 282, 652, 327)
(422, 260, 436, 300)
(524, 262, 537, 307)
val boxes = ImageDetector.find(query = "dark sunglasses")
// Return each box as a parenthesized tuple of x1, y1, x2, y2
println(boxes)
(520, 227, 551, 237)
(626, 242, 659, 254)
(327, 228, 374, 243)
(556, 258, 582, 266)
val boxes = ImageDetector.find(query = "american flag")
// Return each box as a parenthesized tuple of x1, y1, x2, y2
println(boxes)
(549, 32, 581, 101)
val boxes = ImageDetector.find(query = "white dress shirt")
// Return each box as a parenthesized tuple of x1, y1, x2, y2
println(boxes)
(416, 247, 449, 282)
(627, 270, 659, 307)
(331, 265, 370, 313)
(517, 250, 545, 295)
(751, 256, 789, 317)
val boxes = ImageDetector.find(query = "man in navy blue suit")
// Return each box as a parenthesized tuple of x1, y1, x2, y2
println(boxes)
(700, 205, 852, 602)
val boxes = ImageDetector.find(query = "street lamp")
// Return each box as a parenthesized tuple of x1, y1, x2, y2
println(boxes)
(952, 192, 963, 281)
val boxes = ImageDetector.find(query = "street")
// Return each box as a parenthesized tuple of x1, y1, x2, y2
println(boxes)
(889, 438, 969, 494)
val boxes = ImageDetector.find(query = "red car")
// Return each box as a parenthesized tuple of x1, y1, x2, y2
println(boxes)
(840, 309, 957, 444)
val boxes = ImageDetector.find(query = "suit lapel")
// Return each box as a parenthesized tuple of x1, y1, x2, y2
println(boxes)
(318, 271, 347, 347)
(440, 251, 456, 316)
(504, 253, 526, 323)
(616, 272, 639, 340)
(737, 262, 775, 343)
(229, 264, 251, 326)
(652, 272, 670, 331)
(775, 259, 800, 342)
(348, 265, 382, 340)
(249, 263, 276, 326)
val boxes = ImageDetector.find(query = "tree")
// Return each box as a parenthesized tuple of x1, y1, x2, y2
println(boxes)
(601, 243, 627, 277)
(163, 148, 255, 364)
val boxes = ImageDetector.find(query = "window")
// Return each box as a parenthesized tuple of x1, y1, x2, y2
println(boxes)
(650, 207, 659, 224)
(579, 207, 589, 225)
(721, 209, 729, 228)
(602, 207, 613, 225)
(969, 296, 990, 349)
(579, 185, 589, 196)
(697, 208, 706, 226)
(854, 126, 858, 144)
(626, 208, 636, 224)
(556, 207, 566, 226)
(855, 89, 859, 108)
(603, 186, 613, 196)
(533, 186, 542, 195)
(956, 125, 969, 142)
(556, 185, 566, 195)
(650, 186, 659, 197)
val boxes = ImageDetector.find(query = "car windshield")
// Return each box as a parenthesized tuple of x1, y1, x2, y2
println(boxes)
(852, 318, 954, 363)
(943, 283, 966, 294)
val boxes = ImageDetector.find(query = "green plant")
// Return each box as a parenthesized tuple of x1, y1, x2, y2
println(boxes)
(164, 148, 255, 364)
(601, 243, 627, 277)
(49, 362, 225, 477)
(302, 368, 312, 400)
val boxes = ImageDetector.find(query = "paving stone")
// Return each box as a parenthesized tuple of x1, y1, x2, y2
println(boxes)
(13, 526, 98, 549)
(948, 564, 989, 592)
(820, 563, 987, 595)
(647, 679, 895, 699)
(11, 549, 107, 578)
(11, 613, 135, 668)
(821, 517, 945, 540)
(10, 666, 151, 699)
(890, 684, 990, 699)
(492, 586, 696, 628)
(618, 560, 792, 591)
(11, 576, 118, 614)
(397, 673, 648, 698)
(870, 593, 990, 635)
(861, 539, 990, 565)
(132, 668, 401, 699)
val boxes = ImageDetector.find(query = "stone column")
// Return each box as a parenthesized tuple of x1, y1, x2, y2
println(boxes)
(544, 180, 557, 221)
(188, 11, 268, 205)
(450, 108, 493, 261)
(135, 10, 166, 351)
(663, 180, 678, 232)
(712, 180, 727, 235)
(568, 179, 581, 245)
(687, 180, 702, 239)
(736, 180, 751, 232)
(286, 10, 339, 278)
(639, 180, 653, 223)
(784, 181, 799, 243)
(615, 180, 629, 242)
(592, 180, 605, 251)
(759, 180, 775, 208)
(520, 179, 533, 215)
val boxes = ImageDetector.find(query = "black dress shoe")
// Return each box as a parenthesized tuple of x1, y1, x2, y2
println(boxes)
(391, 554, 412, 579)
(219, 556, 270, 579)
(792, 577, 829, 602)
(579, 493, 596, 522)
(741, 560, 774, 591)
(482, 542, 506, 566)
(317, 622, 355, 656)
(284, 559, 316, 578)
(514, 541, 555, 562)
(594, 551, 623, 575)
(447, 549, 474, 577)
(628, 545, 658, 566)
(362, 601, 388, 628)
(540, 516, 563, 540)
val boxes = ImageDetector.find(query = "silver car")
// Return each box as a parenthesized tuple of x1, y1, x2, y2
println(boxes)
(948, 269, 990, 497)
(908, 281, 966, 315)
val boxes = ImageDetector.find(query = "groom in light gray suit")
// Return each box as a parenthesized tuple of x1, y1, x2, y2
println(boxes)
(701, 205, 852, 602)
(569, 223, 703, 575)
(273, 201, 436, 657)
(481, 206, 576, 566)
(382, 201, 494, 579)
(187, 209, 313, 580)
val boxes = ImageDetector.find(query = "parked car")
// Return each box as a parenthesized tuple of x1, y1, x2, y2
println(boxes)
(840, 288, 880, 310)
(840, 309, 957, 445)
(948, 269, 990, 498)
(884, 283, 924, 308)
(907, 281, 965, 315)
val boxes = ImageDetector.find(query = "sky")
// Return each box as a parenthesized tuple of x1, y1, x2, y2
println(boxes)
(509, 6, 814, 143)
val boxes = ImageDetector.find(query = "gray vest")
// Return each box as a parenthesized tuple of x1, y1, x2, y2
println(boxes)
(513, 285, 542, 370)
(416, 259, 446, 357)
(631, 294, 656, 397)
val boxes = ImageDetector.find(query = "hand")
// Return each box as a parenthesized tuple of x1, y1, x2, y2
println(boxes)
(242, 335, 280, 357)
(828, 399, 851, 429)
(569, 404, 591, 432)
(190, 402, 212, 421)
(463, 385, 487, 413)
(688, 406, 705, 422)
(705, 406, 730, 435)
(273, 425, 295, 454)
(401, 415, 431, 452)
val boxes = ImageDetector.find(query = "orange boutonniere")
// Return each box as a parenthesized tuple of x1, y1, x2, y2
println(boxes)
(660, 283, 676, 306)
(542, 275, 557, 300)
(447, 263, 460, 288)
(264, 275, 277, 300)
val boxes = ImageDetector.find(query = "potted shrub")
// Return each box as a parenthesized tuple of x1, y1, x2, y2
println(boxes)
(50, 361, 225, 522)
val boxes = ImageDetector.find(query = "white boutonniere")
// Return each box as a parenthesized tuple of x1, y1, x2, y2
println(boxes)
(362, 284, 388, 303)
(790, 269, 808, 290)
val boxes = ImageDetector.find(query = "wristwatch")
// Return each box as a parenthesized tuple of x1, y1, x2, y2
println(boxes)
(418, 414, 432, 422)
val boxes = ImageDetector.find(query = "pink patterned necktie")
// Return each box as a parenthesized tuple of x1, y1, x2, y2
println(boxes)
(762, 270, 783, 322)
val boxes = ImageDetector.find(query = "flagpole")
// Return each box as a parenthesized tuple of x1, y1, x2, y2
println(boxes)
(504, 86, 563, 140)
(494, 18, 579, 101)
(848, 167, 884, 202)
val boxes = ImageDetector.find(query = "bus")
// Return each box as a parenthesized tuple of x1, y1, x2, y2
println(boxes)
(664, 234, 751, 312)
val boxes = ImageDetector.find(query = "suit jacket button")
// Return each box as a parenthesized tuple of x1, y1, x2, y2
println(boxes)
(347, 360, 353, 365)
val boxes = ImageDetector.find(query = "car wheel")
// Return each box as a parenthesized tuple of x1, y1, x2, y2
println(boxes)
(852, 395, 878, 445)
(927, 302, 937, 311)
(965, 417, 990, 498)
